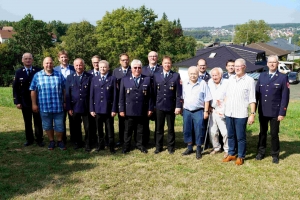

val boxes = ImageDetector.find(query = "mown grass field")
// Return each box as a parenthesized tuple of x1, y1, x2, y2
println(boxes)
(1, 86, 300, 200)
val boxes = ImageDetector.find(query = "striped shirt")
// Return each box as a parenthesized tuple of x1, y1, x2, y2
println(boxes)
(183, 79, 212, 111)
(224, 74, 256, 118)
(30, 70, 65, 113)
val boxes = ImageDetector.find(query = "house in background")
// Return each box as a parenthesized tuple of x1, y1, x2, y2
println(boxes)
(0, 27, 16, 43)
(267, 38, 300, 61)
(247, 42, 289, 60)
(174, 44, 266, 82)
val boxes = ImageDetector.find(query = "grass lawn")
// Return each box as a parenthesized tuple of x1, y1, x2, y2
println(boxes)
(1, 87, 300, 199)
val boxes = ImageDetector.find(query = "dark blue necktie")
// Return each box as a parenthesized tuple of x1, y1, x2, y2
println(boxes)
(95, 71, 99, 76)
(101, 76, 105, 82)
(134, 77, 139, 87)
(269, 74, 272, 80)
(27, 69, 31, 76)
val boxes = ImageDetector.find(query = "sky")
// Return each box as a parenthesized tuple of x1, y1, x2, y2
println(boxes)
(0, 0, 300, 28)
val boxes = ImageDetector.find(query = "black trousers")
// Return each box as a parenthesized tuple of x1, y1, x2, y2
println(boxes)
(123, 116, 145, 150)
(21, 106, 43, 142)
(62, 110, 74, 143)
(71, 112, 90, 144)
(88, 115, 98, 144)
(257, 115, 280, 157)
(156, 109, 175, 150)
(118, 113, 125, 144)
(96, 114, 115, 148)
(143, 111, 157, 146)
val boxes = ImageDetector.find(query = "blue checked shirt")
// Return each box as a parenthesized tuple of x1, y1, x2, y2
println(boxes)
(30, 70, 65, 113)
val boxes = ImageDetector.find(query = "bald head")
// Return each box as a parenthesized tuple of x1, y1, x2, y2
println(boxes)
(188, 66, 199, 83)
(43, 57, 54, 74)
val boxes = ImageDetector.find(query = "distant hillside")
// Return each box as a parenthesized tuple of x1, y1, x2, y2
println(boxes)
(184, 23, 300, 30)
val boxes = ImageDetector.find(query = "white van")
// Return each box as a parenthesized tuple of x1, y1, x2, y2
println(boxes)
(278, 63, 291, 74)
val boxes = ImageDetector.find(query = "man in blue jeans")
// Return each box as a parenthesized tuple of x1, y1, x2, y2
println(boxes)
(182, 66, 212, 159)
(222, 58, 256, 165)
(30, 57, 66, 150)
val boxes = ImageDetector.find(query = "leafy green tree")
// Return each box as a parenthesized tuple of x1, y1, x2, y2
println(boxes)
(0, 44, 16, 86)
(8, 14, 53, 66)
(60, 21, 98, 69)
(233, 20, 272, 44)
(47, 20, 69, 42)
(96, 6, 158, 68)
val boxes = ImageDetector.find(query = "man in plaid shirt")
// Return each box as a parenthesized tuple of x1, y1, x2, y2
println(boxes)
(30, 57, 67, 150)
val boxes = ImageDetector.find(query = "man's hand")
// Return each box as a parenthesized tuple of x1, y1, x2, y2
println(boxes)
(111, 112, 116, 117)
(204, 111, 209, 119)
(90, 112, 96, 117)
(174, 108, 181, 115)
(32, 104, 39, 113)
(248, 115, 255, 125)
(120, 112, 125, 117)
(278, 115, 285, 121)
(16, 104, 22, 109)
(68, 110, 73, 116)
(147, 111, 153, 117)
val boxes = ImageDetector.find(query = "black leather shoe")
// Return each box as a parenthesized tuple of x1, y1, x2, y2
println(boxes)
(168, 149, 175, 154)
(110, 146, 116, 154)
(24, 141, 33, 146)
(139, 147, 148, 154)
(182, 149, 194, 156)
(255, 154, 265, 160)
(196, 150, 202, 160)
(122, 149, 130, 154)
(154, 149, 162, 154)
(85, 144, 92, 152)
(74, 143, 84, 150)
(96, 145, 105, 152)
(115, 141, 123, 147)
(37, 141, 45, 147)
(272, 157, 279, 164)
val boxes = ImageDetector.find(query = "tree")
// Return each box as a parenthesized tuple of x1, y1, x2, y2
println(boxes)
(95, 6, 196, 68)
(233, 20, 272, 44)
(47, 20, 69, 42)
(8, 14, 53, 66)
(60, 21, 99, 68)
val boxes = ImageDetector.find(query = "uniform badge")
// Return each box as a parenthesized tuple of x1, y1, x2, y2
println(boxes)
(127, 89, 130, 94)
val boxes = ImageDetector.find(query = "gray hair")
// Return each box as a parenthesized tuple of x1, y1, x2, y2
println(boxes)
(22, 53, 33, 58)
(99, 60, 109, 68)
(131, 59, 142, 67)
(210, 67, 223, 76)
(267, 55, 279, 62)
(235, 58, 246, 66)
(73, 58, 85, 65)
(188, 66, 199, 74)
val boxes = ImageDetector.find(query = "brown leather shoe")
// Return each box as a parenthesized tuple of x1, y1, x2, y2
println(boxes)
(222, 155, 237, 162)
(235, 157, 244, 165)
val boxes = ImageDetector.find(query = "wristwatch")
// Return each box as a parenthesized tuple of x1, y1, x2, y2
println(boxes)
(250, 112, 256, 116)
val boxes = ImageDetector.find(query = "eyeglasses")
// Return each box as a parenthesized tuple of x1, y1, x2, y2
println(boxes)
(121, 59, 129, 62)
(234, 65, 245, 68)
(133, 67, 142, 69)
(148, 55, 157, 58)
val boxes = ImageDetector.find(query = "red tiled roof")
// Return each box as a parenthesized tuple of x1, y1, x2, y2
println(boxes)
(0, 30, 16, 39)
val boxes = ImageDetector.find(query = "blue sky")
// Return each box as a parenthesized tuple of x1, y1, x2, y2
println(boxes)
(0, 0, 299, 27)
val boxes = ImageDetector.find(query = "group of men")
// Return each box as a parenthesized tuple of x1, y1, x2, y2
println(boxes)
(13, 50, 289, 165)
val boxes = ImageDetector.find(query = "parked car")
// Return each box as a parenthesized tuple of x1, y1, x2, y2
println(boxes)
(288, 72, 299, 84)
(278, 63, 291, 74)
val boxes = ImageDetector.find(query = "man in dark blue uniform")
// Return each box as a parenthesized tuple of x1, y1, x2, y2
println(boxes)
(141, 51, 162, 146)
(255, 55, 290, 164)
(119, 59, 153, 154)
(54, 50, 75, 144)
(86, 55, 101, 147)
(112, 53, 132, 147)
(65, 58, 93, 150)
(153, 56, 182, 154)
(223, 59, 235, 79)
(90, 60, 118, 153)
(13, 53, 44, 147)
